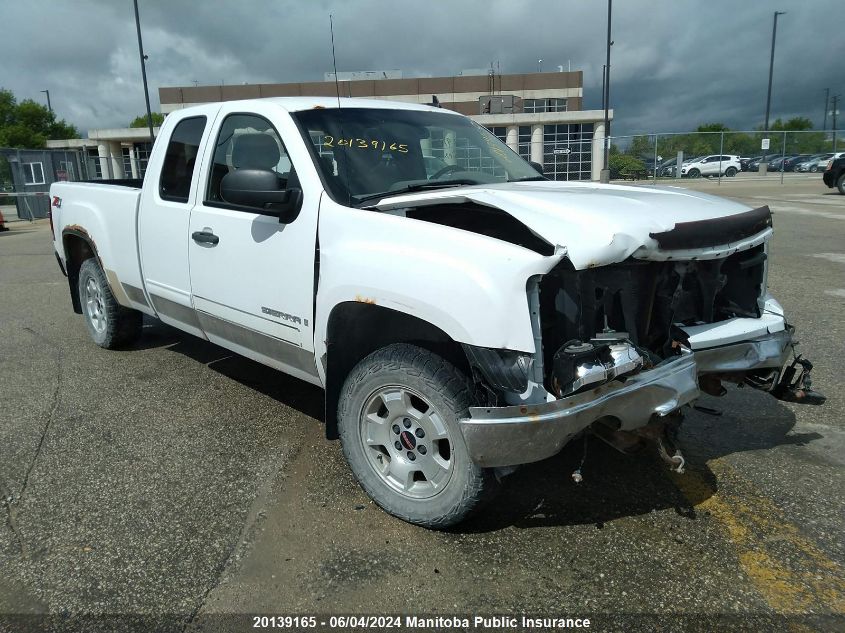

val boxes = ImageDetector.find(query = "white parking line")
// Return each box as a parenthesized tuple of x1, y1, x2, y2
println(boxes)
(809, 253, 845, 264)
(824, 289, 845, 299)
(768, 205, 845, 220)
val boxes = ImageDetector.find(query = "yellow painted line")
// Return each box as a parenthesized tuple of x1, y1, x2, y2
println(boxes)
(670, 458, 845, 614)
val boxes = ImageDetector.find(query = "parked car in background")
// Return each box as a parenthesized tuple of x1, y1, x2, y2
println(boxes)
(680, 154, 741, 178)
(781, 154, 812, 172)
(740, 156, 755, 171)
(748, 154, 780, 172)
(822, 155, 845, 194)
(796, 153, 833, 173)
(767, 155, 796, 172)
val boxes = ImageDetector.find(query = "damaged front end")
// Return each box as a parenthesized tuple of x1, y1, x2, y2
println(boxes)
(460, 206, 824, 469)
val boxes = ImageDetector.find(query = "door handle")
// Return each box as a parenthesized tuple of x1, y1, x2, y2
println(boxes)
(192, 230, 219, 245)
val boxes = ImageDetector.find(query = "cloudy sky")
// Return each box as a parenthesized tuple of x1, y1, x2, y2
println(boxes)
(1, 0, 841, 137)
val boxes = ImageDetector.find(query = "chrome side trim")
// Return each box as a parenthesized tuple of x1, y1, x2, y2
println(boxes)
(149, 293, 202, 329)
(196, 310, 319, 378)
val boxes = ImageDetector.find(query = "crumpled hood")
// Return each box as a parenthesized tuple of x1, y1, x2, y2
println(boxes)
(373, 181, 764, 269)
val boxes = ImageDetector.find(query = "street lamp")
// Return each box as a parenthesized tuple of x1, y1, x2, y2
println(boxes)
(763, 11, 786, 132)
(133, 0, 156, 140)
(600, 0, 613, 183)
(40, 90, 52, 113)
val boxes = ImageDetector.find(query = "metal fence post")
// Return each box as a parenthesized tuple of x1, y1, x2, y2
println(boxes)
(653, 134, 658, 185)
(718, 131, 724, 186)
(781, 131, 786, 185)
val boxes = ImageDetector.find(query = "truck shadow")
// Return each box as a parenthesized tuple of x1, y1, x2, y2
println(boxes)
(134, 317, 820, 532)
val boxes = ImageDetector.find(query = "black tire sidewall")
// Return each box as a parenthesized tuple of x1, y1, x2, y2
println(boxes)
(77, 258, 141, 348)
(837, 174, 845, 195)
(337, 344, 492, 528)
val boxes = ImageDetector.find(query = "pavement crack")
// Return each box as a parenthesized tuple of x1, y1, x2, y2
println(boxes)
(8, 326, 64, 559)
(1, 481, 26, 558)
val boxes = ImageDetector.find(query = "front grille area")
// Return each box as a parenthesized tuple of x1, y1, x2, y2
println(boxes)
(538, 245, 767, 370)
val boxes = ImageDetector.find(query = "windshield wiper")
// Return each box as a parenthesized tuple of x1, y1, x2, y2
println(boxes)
(511, 175, 547, 182)
(354, 178, 481, 206)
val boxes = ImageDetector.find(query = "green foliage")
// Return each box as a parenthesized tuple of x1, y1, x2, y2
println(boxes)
(609, 153, 646, 175)
(129, 112, 165, 128)
(0, 88, 80, 148)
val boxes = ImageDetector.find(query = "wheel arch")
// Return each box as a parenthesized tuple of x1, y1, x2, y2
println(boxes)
(62, 228, 99, 314)
(322, 301, 471, 440)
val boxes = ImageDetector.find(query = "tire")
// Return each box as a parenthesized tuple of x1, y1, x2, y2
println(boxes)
(337, 343, 497, 528)
(837, 174, 845, 195)
(78, 258, 142, 349)
(725, 167, 737, 177)
(810, 165, 819, 173)
(688, 168, 700, 178)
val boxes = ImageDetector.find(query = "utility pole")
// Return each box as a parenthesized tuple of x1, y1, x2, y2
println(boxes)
(133, 0, 156, 141)
(823, 88, 830, 130)
(601, 64, 606, 111)
(40, 90, 52, 114)
(600, 0, 612, 183)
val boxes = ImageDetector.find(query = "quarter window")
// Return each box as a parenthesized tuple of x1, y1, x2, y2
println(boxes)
(159, 116, 206, 203)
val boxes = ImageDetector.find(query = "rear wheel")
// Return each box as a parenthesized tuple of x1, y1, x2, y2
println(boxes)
(725, 167, 737, 177)
(837, 173, 845, 195)
(337, 343, 497, 528)
(78, 258, 142, 349)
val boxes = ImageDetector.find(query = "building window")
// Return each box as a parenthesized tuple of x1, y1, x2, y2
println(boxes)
(122, 147, 133, 177)
(523, 98, 568, 113)
(518, 125, 531, 160)
(487, 126, 507, 143)
(134, 142, 152, 178)
(86, 149, 102, 179)
(542, 123, 593, 181)
(23, 162, 45, 185)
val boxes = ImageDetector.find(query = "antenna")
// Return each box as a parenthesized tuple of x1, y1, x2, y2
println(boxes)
(329, 14, 341, 108)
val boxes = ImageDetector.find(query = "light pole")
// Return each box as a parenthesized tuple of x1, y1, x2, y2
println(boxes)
(537, 59, 543, 73)
(763, 11, 785, 132)
(133, 0, 155, 141)
(760, 10, 785, 176)
(40, 90, 52, 114)
(823, 88, 830, 130)
(600, 0, 612, 183)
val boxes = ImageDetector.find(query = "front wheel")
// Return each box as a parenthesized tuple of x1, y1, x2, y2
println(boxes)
(837, 174, 845, 195)
(337, 344, 497, 528)
(688, 168, 700, 178)
(78, 258, 142, 349)
(810, 165, 819, 173)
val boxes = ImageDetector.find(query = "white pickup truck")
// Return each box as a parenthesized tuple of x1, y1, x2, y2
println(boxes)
(50, 97, 823, 528)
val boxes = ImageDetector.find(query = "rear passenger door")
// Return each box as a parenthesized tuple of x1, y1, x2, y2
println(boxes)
(138, 111, 216, 337)
(187, 105, 321, 384)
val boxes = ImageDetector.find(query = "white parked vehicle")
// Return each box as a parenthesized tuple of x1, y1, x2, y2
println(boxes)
(680, 154, 741, 178)
(49, 98, 824, 528)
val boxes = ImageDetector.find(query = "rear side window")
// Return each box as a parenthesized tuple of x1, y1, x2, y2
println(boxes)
(159, 116, 207, 203)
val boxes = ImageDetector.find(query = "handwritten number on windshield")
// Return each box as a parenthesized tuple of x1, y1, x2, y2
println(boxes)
(323, 136, 408, 153)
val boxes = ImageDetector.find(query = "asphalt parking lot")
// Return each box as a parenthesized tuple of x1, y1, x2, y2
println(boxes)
(1, 178, 844, 631)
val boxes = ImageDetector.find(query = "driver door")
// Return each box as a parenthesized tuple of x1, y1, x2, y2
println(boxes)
(188, 107, 321, 384)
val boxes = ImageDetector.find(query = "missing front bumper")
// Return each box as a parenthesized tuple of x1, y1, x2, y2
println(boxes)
(460, 349, 700, 468)
(459, 327, 819, 468)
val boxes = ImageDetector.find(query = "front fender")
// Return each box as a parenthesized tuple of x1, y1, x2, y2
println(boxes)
(314, 198, 562, 368)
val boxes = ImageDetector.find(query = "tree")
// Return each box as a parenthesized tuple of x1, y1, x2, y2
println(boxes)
(129, 112, 165, 128)
(0, 88, 80, 148)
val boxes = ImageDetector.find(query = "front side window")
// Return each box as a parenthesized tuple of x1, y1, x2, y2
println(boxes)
(292, 108, 540, 206)
(206, 113, 292, 208)
(159, 116, 206, 203)
(23, 162, 45, 185)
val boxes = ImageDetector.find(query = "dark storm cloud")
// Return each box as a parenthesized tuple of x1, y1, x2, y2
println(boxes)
(0, 0, 841, 136)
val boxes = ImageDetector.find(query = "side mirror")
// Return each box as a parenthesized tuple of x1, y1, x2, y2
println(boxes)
(220, 169, 303, 224)
(529, 161, 545, 175)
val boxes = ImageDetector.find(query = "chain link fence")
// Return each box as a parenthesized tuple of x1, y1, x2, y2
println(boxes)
(605, 129, 843, 184)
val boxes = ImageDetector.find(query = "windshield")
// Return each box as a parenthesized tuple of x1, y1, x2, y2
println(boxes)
(292, 107, 541, 206)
